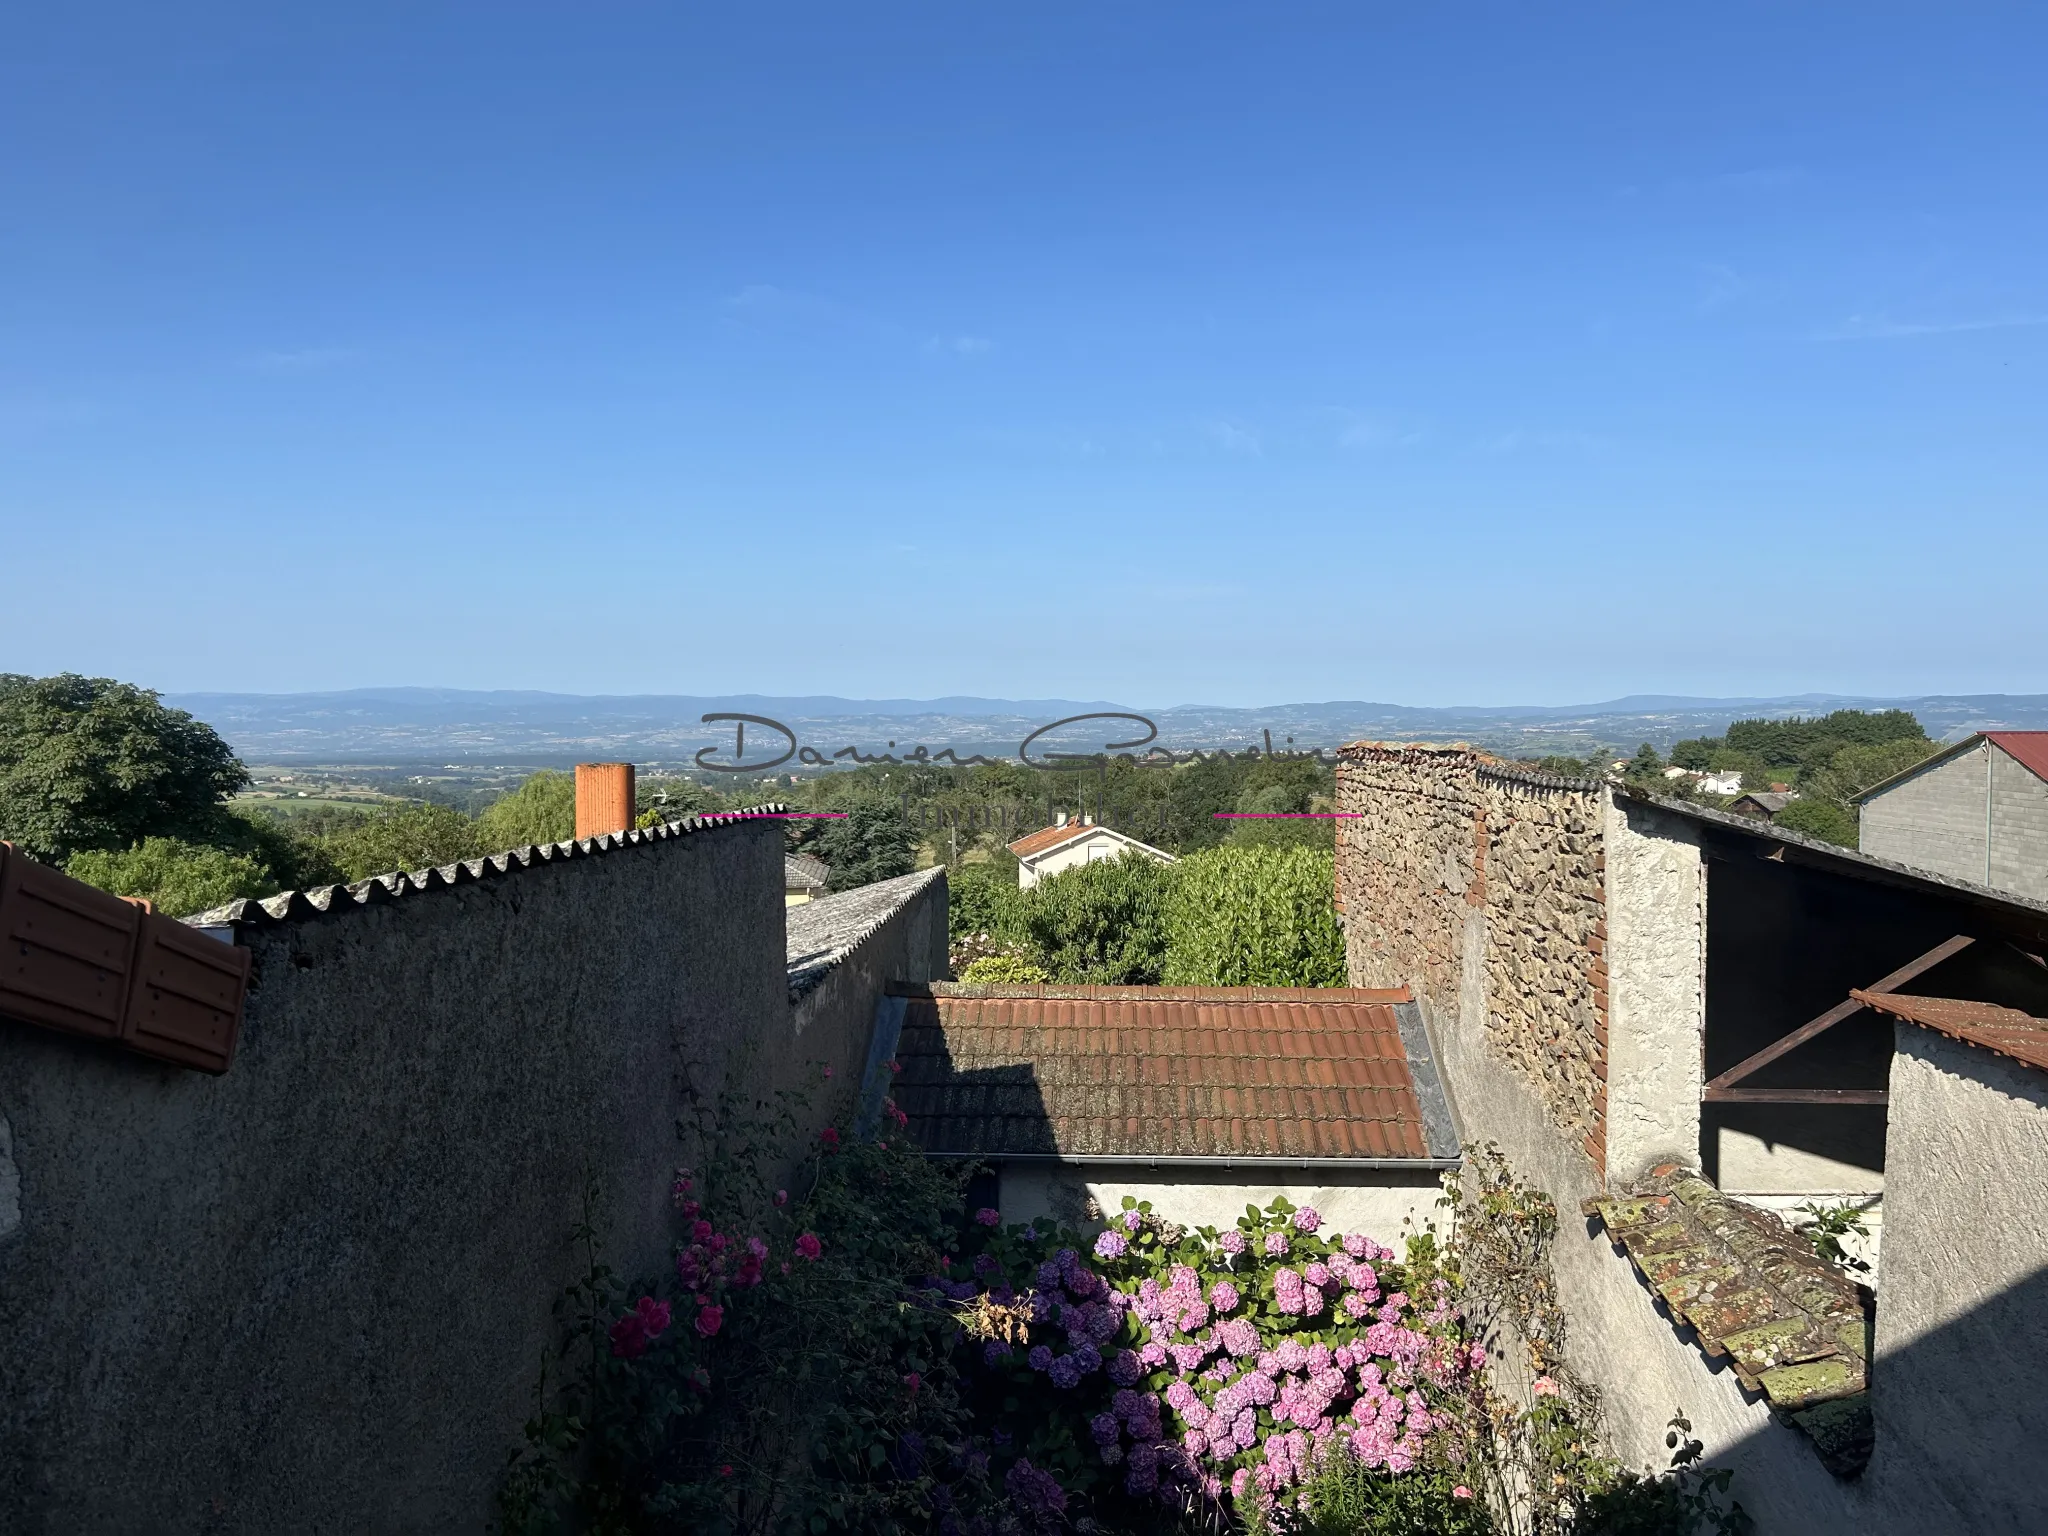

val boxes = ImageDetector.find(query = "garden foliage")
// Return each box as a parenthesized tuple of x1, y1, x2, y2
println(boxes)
(1162, 848, 1345, 988)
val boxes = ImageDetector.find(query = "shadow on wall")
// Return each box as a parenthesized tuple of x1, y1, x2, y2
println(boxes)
(1604, 1218, 2048, 1531)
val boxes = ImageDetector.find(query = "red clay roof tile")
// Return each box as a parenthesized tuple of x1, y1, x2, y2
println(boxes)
(891, 983, 1450, 1162)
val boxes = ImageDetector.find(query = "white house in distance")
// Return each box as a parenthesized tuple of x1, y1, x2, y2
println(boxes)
(1006, 815, 1178, 890)
(1855, 732, 2048, 902)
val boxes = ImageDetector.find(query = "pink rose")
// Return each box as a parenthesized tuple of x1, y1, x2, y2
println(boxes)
(795, 1232, 824, 1261)
(695, 1303, 724, 1337)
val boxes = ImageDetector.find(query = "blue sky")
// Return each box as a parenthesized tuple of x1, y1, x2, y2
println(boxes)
(2, 4, 2044, 707)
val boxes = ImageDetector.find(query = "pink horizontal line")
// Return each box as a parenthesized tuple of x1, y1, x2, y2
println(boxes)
(1212, 812, 1361, 819)
(701, 810, 847, 819)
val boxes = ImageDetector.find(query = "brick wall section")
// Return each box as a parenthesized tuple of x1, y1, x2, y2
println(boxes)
(1336, 744, 1609, 1175)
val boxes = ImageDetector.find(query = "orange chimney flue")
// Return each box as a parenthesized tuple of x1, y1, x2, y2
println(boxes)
(575, 762, 637, 840)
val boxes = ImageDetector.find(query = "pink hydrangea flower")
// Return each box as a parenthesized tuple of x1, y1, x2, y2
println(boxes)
(1292, 1206, 1321, 1233)
(974, 1207, 1001, 1227)
(1264, 1231, 1290, 1257)
(1532, 1375, 1559, 1397)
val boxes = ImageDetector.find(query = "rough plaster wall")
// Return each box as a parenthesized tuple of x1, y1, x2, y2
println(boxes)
(1714, 1128, 1884, 1196)
(1864, 1027, 2048, 1529)
(1603, 800, 1706, 1184)
(997, 1166, 1444, 1246)
(1859, 744, 1989, 886)
(783, 874, 949, 1135)
(0, 823, 787, 1535)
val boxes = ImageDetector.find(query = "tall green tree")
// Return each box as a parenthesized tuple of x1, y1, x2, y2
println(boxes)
(67, 837, 274, 916)
(0, 673, 250, 863)
(1162, 846, 1346, 987)
(321, 802, 484, 880)
(811, 794, 917, 891)
(1020, 851, 1175, 984)
(475, 769, 577, 850)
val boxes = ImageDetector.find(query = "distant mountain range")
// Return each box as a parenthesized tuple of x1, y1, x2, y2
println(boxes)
(164, 687, 2048, 767)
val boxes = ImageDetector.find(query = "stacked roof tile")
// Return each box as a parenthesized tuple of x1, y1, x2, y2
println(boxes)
(890, 983, 1458, 1164)
(1853, 989, 2048, 1074)
(1584, 1165, 1871, 1476)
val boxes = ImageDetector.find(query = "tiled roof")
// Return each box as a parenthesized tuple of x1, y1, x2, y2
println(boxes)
(1731, 791, 1795, 815)
(1584, 1165, 1871, 1477)
(1852, 990, 2048, 1075)
(1006, 822, 1101, 859)
(187, 806, 788, 932)
(1985, 731, 2048, 784)
(889, 984, 1458, 1164)
(785, 853, 830, 891)
(785, 867, 946, 1001)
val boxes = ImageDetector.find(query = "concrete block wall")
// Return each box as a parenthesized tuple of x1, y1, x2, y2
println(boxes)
(1859, 741, 1992, 888)
(0, 817, 792, 1534)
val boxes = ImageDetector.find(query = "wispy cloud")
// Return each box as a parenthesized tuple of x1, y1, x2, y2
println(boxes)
(1481, 428, 1608, 456)
(1821, 312, 2048, 340)
(1698, 263, 1746, 313)
(1327, 408, 1424, 451)
(1205, 420, 1263, 456)
(242, 346, 361, 374)
(924, 334, 993, 358)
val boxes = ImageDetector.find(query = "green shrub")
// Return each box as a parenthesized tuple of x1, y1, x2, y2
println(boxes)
(813, 794, 918, 891)
(958, 953, 1051, 985)
(1162, 846, 1345, 987)
(474, 770, 576, 850)
(949, 861, 1025, 946)
(1771, 798, 1858, 849)
(319, 801, 483, 880)
(68, 837, 274, 916)
(1020, 851, 1174, 983)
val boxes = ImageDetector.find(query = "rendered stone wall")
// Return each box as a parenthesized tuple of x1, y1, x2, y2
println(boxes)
(0, 819, 790, 1534)
(1336, 744, 1609, 1167)
(997, 1165, 1444, 1247)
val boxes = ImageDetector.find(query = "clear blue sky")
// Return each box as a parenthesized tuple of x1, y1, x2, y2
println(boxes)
(3, 4, 2043, 706)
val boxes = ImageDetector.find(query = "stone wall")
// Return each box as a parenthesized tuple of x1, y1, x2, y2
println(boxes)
(0, 817, 792, 1534)
(1337, 744, 1609, 1169)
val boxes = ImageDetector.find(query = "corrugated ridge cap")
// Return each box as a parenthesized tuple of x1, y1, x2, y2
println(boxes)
(786, 866, 947, 1002)
(184, 804, 790, 932)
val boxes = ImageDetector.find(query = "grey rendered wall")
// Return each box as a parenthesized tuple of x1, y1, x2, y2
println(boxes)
(1860, 744, 1990, 887)
(1864, 1025, 2048, 1530)
(0, 820, 787, 1535)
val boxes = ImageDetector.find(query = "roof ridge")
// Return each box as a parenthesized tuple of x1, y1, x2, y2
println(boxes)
(186, 804, 789, 932)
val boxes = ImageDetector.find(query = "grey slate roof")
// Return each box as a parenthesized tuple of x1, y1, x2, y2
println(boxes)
(785, 854, 830, 891)
(785, 867, 946, 1002)
(186, 806, 788, 932)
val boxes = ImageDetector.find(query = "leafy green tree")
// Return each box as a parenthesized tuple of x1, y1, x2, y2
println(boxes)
(475, 769, 577, 850)
(1226, 780, 1335, 849)
(1021, 851, 1175, 984)
(1805, 738, 1938, 805)
(812, 795, 917, 891)
(1772, 797, 1858, 848)
(949, 861, 1025, 946)
(1625, 743, 1664, 781)
(321, 801, 483, 880)
(1162, 846, 1346, 987)
(67, 837, 274, 917)
(0, 673, 250, 863)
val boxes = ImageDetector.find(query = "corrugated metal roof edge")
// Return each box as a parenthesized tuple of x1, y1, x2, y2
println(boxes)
(185, 804, 791, 933)
(1613, 784, 2048, 933)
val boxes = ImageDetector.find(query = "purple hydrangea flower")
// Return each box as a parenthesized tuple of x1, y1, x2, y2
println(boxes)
(1091, 1411, 1121, 1445)
(1108, 1348, 1142, 1386)
(983, 1339, 1013, 1365)
(1049, 1353, 1083, 1389)
(1093, 1230, 1129, 1261)
(1073, 1342, 1103, 1374)
(1123, 1208, 1144, 1231)
(1027, 1345, 1053, 1372)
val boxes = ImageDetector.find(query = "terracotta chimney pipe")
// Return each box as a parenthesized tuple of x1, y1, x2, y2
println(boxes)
(575, 763, 637, 840)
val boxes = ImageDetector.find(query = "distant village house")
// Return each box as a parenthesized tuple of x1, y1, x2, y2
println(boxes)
(1006, 814, 1178, 889)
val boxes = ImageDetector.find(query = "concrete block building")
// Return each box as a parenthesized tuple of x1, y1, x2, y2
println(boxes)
(1855, 731, 2048, 901)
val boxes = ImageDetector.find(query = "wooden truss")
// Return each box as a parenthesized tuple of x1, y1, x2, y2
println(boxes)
(1701, 934, 1975, 1107)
